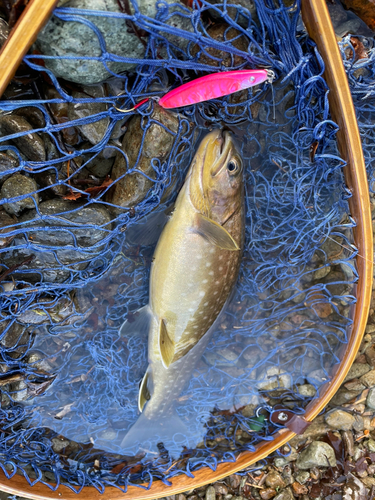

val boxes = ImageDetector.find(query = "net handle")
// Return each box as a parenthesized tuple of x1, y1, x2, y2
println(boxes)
(0, 0, 59, 98)
(0, 0, 372, 498)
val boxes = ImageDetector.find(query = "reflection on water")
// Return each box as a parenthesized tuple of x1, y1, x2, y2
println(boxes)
(21, 122, 354, 465)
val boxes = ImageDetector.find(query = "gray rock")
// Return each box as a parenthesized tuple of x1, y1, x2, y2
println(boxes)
(0, 18, 10, 48)
(366, 439, 375, 452)
(0, 115, 45, 161)
(14, 106, 46, 129)
(297, 384, 317, 397)
(0, 321, 31, 359)
(0, 174, 38, 215)
(329, 387, 362, 406)
(3, 199, 112, 283)
(296, 441, 336, 469)
(213, 483, 228, 496)
(67, 86, 109, 145)
(313, 266, 331, 280)
(205, 486, 216, 500)
(257, 367, 291, 390)
(84, 144, 117, 177)
(17, 294, 91, 326)
(325, 409, 356, 430)
(295, 471, 310, 485)
(273, 488, 294, 500)
(367, 387, 375, 409)
(24, 350, 53, 372)
(51, 436, 71, 453)
(360, 369, 375, 387)
(344, 362, 371, 381)
(36, 0, 193, 85)
(0, 151, 18, 183)
(107, 103, 182, 209)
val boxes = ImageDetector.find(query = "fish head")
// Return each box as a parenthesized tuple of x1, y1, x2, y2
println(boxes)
(189, 129, 244, 223)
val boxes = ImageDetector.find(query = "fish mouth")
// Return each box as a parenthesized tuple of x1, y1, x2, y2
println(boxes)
(211, 130, 232, 177)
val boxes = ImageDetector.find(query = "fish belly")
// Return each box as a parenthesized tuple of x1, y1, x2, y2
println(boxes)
(150, 203, 242, 363)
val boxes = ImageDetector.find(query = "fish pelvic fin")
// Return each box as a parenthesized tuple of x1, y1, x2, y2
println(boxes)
(158, 319, 175, 369)
(193, 213, 240, 251)
(138, 368, 152, 413)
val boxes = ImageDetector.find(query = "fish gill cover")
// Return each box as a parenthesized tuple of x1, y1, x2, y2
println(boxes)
(0, 0, 372, 493)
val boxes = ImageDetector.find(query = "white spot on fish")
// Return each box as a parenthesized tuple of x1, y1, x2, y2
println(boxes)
(219, 255, 223, 260)
(210, 248, 215, 254)
(199, 291, 205, 297)
(202, 279, 208, 283)
(214, 291, 218, 295)
(215, 280, 220, 285)
(206, 262, 212, 267)
(204, 302, 209, 306)
(219, 267, 223, 271)
(209, 271, 214, 276)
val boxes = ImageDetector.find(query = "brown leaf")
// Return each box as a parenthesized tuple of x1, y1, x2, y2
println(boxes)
(84, 177, 113, 198)
(111, 461, 128, 474)
(341, 0, 375, 31)
(63, 189, 82, 201)
(350, 37, 368, 61)
(309, 140, 319, 162)
(27, 375, 57, 398)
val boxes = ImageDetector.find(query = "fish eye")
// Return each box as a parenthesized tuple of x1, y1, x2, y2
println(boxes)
(227, 158, 242, 174)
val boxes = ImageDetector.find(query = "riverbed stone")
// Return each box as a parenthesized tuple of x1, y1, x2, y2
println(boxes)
(2, 199, 112, 283)
(107, 103, 181, 209)
(36, 0, 193, 84)
(0, 115, 45, 161)
(325, 409, 356, 430)
(67, 85, 109, 145)
(0, 174, 38, 216)
(344, 362, 371, 381)
(360, 368, 375, 387)
(0, 152, 18, 183)
(296, 441, 336, 469)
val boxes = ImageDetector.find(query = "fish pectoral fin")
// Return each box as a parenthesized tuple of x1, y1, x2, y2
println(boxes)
(138, 369, 152, 413)
(158, 319, 175, 369)
(193, 213, 240, 251)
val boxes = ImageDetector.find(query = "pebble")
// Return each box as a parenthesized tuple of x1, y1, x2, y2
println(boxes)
(291, 482, 308, 495)
(342, 430, 355, 456)
(344, 362, 371, 381)
(325, 409, 356, 430)
(260, 489, 276, 500)
(67, 86, 109, 145)
(296, 441, 337, 469)
(367, 386, 375, 409)
(205, 486, 216, 500)
(273, 488, 294, 500)
(0, 151, 18, 182)
(313, 266, 331, 280)
(213, 483, 228, 495)
(366, 439, 375, 452)
(360, 369, 375, 387)
(0, 174, 38, 216)
(0, 321, 30, 359)
(294, 471, 310, 484)
(329, 388, 362, 406)
(365, 344, 375, 367)
(0, 115, 46, 161)
(14, 106, 46, 129)
(297, 384, 317, 397)
(108, 103, 181, 209)
(3, 199, 112, 282)
(0, 211, 15, 248)
(229, 475, 241, 489)
(265, 472, 285, 489)
(0, 18, 10, 48)
(257, 367, 291, 390)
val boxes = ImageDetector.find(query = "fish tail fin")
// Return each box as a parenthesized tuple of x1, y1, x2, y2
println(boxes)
(120, 411, 196, 456)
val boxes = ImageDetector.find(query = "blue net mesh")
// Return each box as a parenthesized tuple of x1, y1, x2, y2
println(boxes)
(0, 0, 371, 493)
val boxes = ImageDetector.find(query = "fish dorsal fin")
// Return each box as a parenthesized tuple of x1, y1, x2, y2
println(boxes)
(193, 213, 240, 251)
(138, 369, 151, 413)
(158, 319, 175, 369)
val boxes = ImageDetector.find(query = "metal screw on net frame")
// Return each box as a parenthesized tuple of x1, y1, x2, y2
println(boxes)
(277, 412, 289, 422)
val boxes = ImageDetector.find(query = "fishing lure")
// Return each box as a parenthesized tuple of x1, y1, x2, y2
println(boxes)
(159, 69, 271, 108)
(114, 69, 273, 112)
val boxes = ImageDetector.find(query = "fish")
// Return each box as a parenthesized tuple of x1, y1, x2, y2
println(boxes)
(120, 129, 245, 452)
(158, 69, 270, 109)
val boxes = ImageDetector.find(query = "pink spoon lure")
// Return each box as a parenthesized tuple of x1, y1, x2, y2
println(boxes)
(158, 69, 270, 109)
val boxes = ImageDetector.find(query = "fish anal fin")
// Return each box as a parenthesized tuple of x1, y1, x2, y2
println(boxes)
(193, 213, 239, 251)
(158, 319, 175, 369)
(138, 369, 151, 413)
